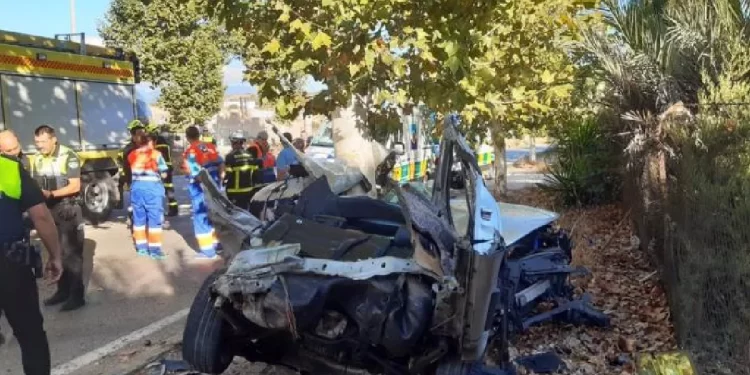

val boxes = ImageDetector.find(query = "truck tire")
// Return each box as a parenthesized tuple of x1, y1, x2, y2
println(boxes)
(81, 171, 116, 225)
(182, 271, 233, 374)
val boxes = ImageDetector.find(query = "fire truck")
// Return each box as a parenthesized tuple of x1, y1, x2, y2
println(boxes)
(0, 30, 149, 223)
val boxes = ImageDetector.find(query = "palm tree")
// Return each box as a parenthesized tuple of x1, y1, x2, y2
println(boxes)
(582, 0, 749, 117)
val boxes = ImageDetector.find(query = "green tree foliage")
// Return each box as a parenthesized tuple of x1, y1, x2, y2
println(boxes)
(203, 0, 597, 192)
(99, 0, 239, 128)
(203, 0, 596, 130)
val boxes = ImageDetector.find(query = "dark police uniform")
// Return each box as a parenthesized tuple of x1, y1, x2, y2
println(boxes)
(0, 154, 52, 375)
(30, 144, 86, 311)
(117, 140, 138, 209)
(224, 148, 263, 211)
(154, 135, 178, 216)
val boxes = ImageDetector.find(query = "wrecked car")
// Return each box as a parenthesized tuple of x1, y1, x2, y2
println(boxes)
(182, 116, 608, 375)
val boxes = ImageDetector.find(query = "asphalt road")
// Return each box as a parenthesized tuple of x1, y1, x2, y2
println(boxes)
(0, 177, 222, 375)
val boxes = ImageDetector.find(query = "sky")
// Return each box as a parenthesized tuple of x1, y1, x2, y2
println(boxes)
(0, 0, 255, 103)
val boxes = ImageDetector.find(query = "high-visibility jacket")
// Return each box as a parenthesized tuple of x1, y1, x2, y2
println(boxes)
(200, 135, 216, 145)
(224, 149, 262, 194)
(247, 140, 276, 169)
(182, 141, 223, 182)
(128, 146, 168, 183)
(0, 155, 26, 244)
(30, 144, 82, 203)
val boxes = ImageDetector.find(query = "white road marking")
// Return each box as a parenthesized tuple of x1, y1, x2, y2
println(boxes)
(51, 308, 190, 375)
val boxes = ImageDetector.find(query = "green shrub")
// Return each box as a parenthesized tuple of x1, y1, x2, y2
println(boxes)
(541, 117, 620, 206)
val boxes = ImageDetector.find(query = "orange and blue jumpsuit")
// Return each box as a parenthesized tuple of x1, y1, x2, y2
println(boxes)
(182, 141, 224, 257)
(127, 145, 169, 257)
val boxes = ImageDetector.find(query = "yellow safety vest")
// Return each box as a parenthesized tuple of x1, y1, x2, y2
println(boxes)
(31, 145, 78, 191)
(0, 156, 22, 200)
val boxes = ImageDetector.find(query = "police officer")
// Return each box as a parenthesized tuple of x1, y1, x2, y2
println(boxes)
(223, 131, 262, 211)
(199, 126, 217, 146)
(30, 125, 87, 311)
(128, 127, 169, 259)
(182, 126, 224, 259)
(0, 136, 64, 374)
(147, 125, 179, 217)
(117, 120, 143, 210)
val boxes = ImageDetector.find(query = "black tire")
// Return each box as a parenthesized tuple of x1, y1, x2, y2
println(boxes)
(81, 171, 117, 225)
(182, 270, 233, 374)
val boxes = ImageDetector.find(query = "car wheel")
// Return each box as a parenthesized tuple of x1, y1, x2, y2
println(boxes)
(182, 270, 233, 374)
(81, 171, 116, 225)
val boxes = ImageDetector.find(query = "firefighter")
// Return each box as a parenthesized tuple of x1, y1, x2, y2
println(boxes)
(182, 126, 224, 259)
(118, 120, 145, 233)
(247, 130, 276, 183)
(148, 125, 178, 217)
(223, 131, 262, 211)
(30, 125, 86, 311)
(117, 120, 143, 210)
(127, 127, 169, 259)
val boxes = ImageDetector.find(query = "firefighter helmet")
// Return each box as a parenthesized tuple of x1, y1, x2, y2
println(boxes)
(229, 131, 246, 142)
(127, 119, 145, 130)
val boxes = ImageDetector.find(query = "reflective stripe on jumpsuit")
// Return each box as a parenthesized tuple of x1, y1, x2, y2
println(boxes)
(183, 142, 222, 257)
(128, 147, 168, 257)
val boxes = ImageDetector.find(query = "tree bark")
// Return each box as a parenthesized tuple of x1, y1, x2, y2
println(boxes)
(529, 135, 537, 163)
(491, 124, 508, 196)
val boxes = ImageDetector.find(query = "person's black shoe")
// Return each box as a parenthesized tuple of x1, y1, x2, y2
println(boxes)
(60, 299, 86, 312)
(44, 292, 69, 307)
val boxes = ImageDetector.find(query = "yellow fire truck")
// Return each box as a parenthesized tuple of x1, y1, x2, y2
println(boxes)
(0, 30, 148, 223)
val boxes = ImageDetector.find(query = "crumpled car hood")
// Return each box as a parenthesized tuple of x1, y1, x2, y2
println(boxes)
(450, 199, 559, 246)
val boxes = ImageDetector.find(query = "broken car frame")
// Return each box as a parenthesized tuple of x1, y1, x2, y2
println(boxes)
(184, 115, 609, 375)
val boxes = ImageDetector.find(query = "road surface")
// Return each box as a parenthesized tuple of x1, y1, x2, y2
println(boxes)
(0, 177, 222, 375)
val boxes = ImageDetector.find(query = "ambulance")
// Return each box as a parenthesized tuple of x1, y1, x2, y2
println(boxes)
(0, 30, 149, 223)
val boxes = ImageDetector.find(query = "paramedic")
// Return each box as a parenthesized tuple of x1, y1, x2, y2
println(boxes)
(128, 127, 169, 259)
(182, 126, 224, 259)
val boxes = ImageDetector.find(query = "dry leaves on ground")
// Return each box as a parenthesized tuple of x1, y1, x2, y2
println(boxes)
(498, 188, 677, 375)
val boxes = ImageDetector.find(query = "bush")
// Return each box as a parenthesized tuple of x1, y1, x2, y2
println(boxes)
(541, 117, 620, 206)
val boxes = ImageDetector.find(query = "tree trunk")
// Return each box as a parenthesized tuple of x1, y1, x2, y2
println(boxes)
(529, 135, 537, 163)
(491, 124, 508, 196)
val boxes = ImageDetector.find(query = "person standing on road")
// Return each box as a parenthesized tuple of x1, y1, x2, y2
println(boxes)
(275, 132, 301, 181)
(149, 125, 179, 217)
(0, 151, 64, 375)
(30, 125, 86, 311)
(118, 120, 146, 232)
(128, 127, 169, 259)
(182, 126, 224, 259)
(247, 130, 276, 183)
(224, 131, 262, 211)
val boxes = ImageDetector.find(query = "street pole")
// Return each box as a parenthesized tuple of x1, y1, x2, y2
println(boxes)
(70, 0, 77, 34)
